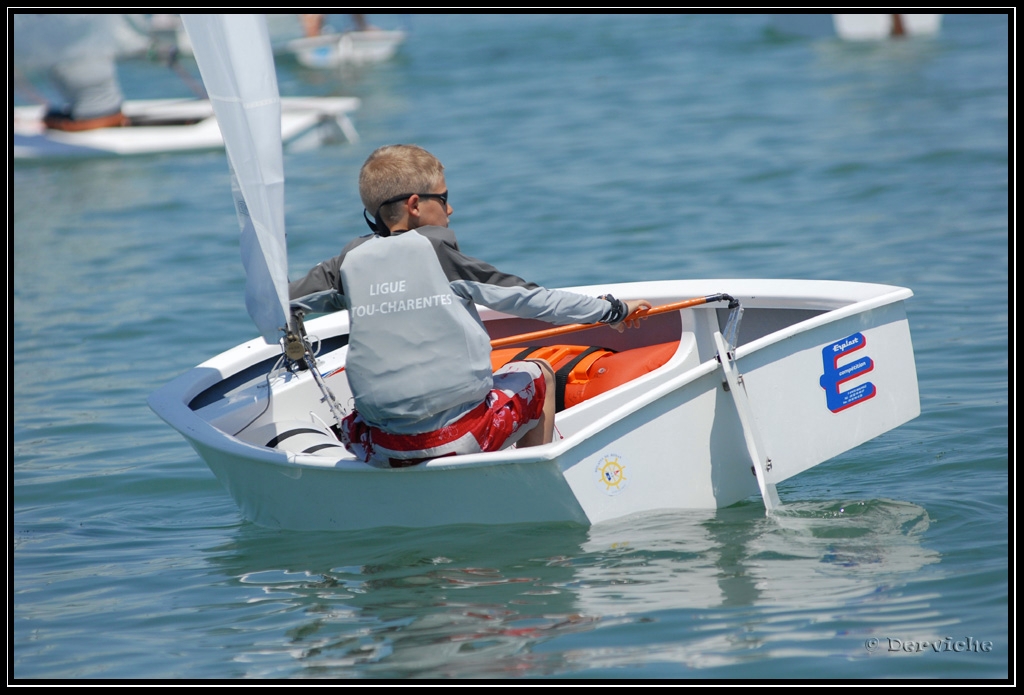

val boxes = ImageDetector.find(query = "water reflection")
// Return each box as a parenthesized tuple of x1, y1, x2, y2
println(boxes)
(561, 500, 944, 672)
(204, 498, 940, 677)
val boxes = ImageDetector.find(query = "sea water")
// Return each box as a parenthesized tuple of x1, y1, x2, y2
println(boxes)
(12, 13, 1009, 680)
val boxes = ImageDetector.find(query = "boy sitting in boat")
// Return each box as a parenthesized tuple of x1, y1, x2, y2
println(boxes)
(289, 144, 650, 468)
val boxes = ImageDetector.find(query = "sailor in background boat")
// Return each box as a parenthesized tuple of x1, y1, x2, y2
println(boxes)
(12, 14, 127, 132)
(289, 144, 650, 468)
(299, 13, 376, 37)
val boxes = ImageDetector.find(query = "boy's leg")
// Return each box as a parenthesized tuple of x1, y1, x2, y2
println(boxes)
(517, 359, 555, 447)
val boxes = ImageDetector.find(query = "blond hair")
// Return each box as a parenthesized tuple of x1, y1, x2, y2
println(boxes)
(359, 145, 445, 224)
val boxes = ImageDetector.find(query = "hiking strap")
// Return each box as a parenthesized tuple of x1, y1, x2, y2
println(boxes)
(511, 346, 540, 362)
(497, 345, 616, 411)
(554, 346, 612, 412)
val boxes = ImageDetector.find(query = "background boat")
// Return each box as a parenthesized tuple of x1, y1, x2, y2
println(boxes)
(772, 14, 942, 40)
(274, 29, 408, 69)
(12, 14, 363, 161)
(144, 13, 407, 68)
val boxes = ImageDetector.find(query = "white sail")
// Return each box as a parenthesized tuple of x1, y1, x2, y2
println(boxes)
(179, 14, 289, 344)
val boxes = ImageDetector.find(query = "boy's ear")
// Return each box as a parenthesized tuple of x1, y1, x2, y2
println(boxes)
(404, 194, 422, 220)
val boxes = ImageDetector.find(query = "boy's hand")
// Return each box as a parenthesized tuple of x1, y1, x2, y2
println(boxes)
(611, 299, 653, 332)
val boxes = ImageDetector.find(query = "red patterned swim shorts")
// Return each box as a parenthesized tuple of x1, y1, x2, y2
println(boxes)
(341, 361, 547, 467)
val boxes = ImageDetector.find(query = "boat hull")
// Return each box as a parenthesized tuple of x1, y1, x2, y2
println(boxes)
(771, 14, 942, 40)
(275, 30, 407, 69)
(12, 97, 360, 160)
(149, 279, 920, 530)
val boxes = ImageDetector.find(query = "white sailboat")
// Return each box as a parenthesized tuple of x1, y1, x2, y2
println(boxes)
(833, 14, 941, 40)
(151, 13, 407, 68)
(771, 14, 942, 41)
(13, 14, 359, 161)
(149, 14, 922, 531)
(274, 29, 407, 69)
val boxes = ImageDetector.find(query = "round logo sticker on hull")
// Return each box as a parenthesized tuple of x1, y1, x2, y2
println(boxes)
(595, 454, 628, 495)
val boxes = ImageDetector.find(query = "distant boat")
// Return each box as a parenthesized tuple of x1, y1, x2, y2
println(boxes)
(149, 14, 406, 69)
(834, 14, 941, 40)
(273, 29, 407, 69)
(13, 96, 359, 160)
(772, 14, 942, 41)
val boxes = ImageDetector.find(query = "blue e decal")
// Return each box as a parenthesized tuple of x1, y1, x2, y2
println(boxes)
(820, 332, 876, 413)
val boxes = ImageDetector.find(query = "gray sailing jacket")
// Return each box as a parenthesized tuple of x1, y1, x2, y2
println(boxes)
(289, 226, 615, 434)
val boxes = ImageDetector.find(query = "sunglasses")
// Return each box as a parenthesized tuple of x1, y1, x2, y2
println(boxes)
(377, 190, 448, 210)
(365, 191, 450, 235)
(417, 190, 449, 208)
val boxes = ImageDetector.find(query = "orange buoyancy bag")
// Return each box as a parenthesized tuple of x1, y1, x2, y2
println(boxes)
(490, 341, 680, 411)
